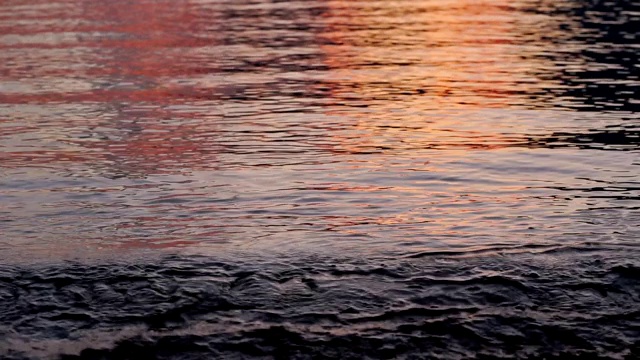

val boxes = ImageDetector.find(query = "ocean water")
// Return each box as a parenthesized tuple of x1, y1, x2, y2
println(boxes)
(0, 0, 639, 358)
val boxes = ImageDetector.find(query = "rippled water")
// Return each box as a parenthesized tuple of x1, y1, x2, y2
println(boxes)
(1, 0, 639, 358)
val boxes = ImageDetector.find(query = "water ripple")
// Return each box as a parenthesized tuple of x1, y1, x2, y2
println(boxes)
(1, 249, 639, 359)
(1, 0, 639, 357)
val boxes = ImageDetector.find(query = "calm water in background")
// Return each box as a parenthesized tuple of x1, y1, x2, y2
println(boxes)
(1, 0, 639, 358)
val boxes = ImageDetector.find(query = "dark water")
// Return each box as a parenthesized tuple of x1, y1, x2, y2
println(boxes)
(1, 0, 639, 358)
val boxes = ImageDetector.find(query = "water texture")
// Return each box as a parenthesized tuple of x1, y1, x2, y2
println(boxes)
(0, 0, 639, 358)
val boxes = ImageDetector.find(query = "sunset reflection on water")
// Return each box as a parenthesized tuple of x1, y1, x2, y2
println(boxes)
(1, 1, 640, 358)
(0, 0, 638, 260)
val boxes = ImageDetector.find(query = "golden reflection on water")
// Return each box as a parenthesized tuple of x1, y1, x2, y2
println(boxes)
(316, 0, 576, 163)
(320, 0, 569, 108)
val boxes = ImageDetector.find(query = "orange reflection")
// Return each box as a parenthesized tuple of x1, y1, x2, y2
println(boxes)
(299, 0, 564, 247)
(319, 0, 564, 109)
(315, 0, 566, 156)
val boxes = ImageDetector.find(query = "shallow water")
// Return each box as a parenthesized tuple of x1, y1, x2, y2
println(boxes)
(1, 0, 639, 358)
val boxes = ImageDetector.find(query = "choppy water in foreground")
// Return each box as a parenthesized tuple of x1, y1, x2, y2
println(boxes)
(1, 0, 639, 358)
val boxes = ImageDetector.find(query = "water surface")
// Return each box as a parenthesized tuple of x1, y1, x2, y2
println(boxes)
(1, 0, 639, 358)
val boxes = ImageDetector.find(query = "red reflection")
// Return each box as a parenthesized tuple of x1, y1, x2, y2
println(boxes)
(0, 0, 224, 175)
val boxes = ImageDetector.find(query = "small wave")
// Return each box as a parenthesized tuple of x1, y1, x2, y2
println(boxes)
(1, 249, 639, 359)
